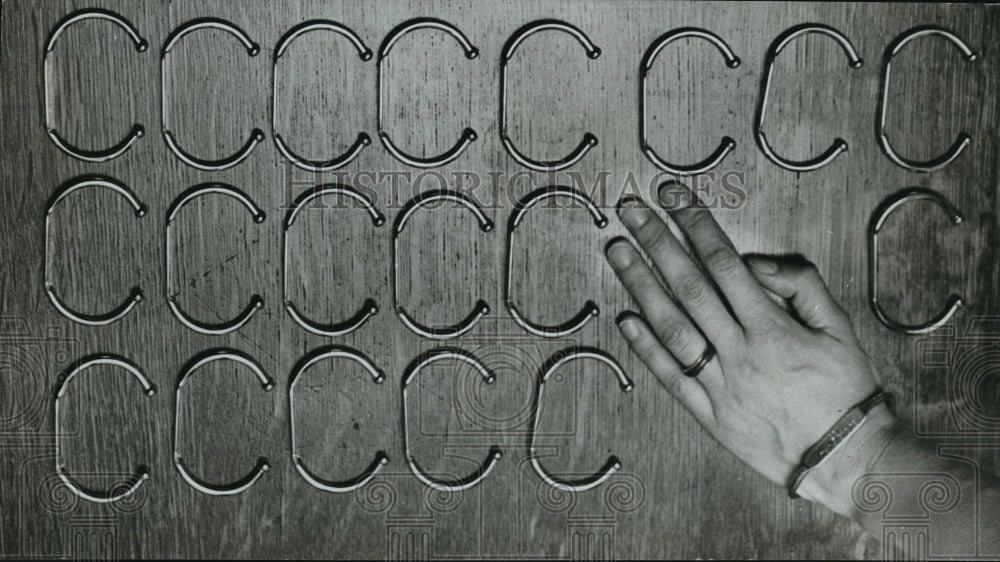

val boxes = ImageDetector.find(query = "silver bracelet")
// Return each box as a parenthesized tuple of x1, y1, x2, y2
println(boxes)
(788, 390, 894, 499)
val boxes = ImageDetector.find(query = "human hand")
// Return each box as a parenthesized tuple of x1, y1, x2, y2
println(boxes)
(606, 182, 895, 512)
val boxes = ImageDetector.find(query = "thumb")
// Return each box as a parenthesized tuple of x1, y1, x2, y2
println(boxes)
(745, 255, 854, 339)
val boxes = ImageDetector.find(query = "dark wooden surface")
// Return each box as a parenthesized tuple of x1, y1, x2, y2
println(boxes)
(1, 1, 998, 559)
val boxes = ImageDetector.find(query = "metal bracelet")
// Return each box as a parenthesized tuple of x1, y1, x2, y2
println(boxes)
(289, 345, 388, 493)
(44, 9, 147, 162)
(174, 349, 274, 496)
(284, 184, 385, 336)
(161, 18, 265, 171)
(377, 18, 478, 168)
(402, 348, 501, 492)
(273, 20, 373, 172)
(166, 183, 265, 335)
(44, 176, 146, 326)
(868, 187, 963, 334)
(640, 28, 740, 176)
(505, 186, 608, 337)
(755, 24, 863, 172)
(788, 390, 893, 499)
(393, 190, 493, 339)
(529, 347, 633, 492)
(54, 354, 156, 503)
(500, 19, 600, 172)
(877, 26, 979, 173)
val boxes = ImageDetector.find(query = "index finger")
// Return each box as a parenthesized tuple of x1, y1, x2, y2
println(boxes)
(659, 182, 776, 323)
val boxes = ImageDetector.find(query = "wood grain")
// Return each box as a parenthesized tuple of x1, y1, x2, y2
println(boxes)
(1, 1, 998, 559)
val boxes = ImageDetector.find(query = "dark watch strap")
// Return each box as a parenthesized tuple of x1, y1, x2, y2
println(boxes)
(787, 389, 894, 499)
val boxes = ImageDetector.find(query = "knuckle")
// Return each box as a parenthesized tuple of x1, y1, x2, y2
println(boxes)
(656, 319, 691, 350)
(636, 222, 669, 252)
(630, 275, 660, 298)
(684, 208, 713, 229)
(702, 246, 741, 276)
(675, 273, 709, 306)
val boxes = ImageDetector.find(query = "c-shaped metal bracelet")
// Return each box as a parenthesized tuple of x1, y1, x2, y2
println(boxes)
(640, 28, 741, 176)
(393, 190, 493, 339)
(505, 186, 608, 338)
(174, 349, 274, 496)
(877, 26, 979, 173)
(54, 354, 156, 503)
(869, 187, 964, 335)
(500, 19, 600, 172)
(45, 175, 147, 326)
(44, 9, 147, 162)
(283, 184, 385, 336)
(377, 18, 479, 168)
(529, 347, 633, 492)
(161, 18, 265, 171)
(402, 348, 501, 492)
(166, 183, 265, 335)
(273, 20, 373, 172)
(289, 345, 388, 493)
(755, 24, 863, 172)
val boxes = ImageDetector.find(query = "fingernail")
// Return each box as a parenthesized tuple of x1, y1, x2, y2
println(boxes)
(617, 195, 643, 208)
(606, 242, 634, 269)
(618, 318, 640, 340)
(618, 206, 650, 229)
(747, 256, 778, 274)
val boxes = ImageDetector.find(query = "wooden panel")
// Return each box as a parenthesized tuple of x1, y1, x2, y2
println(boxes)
(1, 1, 997, 558)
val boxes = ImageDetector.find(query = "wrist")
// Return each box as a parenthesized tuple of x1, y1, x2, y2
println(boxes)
(794, 404, 900, 517)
